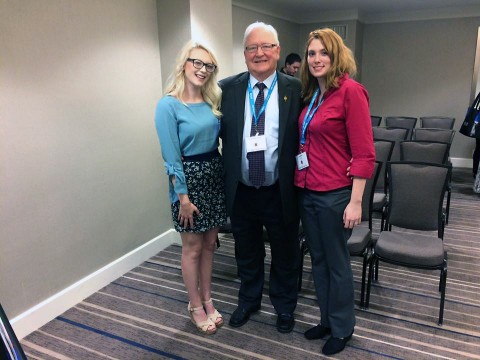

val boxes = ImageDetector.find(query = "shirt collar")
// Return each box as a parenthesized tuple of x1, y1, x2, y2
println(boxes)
(248, 71, 277, 89)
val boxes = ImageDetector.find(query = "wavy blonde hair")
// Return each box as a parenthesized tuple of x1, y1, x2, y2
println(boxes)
(164, 40, 222, 117)
(301, 28, 357, 104)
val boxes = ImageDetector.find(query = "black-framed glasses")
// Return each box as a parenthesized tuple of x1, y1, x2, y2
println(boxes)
(245, 43, 277, 53)
(186, 58, 217, 73)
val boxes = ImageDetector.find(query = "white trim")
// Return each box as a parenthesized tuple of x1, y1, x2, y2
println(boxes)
(451, 157, 473, 169)
(11, 229, 181, 340)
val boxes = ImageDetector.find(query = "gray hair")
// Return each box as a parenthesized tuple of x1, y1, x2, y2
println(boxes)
(243, 22, 279, 47)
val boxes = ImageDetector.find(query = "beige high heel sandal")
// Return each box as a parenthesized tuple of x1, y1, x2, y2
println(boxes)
(202, 298, 224, 327)
(188, 302, 216, 334)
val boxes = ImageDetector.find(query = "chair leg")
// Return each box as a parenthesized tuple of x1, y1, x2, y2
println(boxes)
(365, 255, 376, 309)
(298, 236, 306, 292)
(360, 251, 369, 309)
(445, 188, 451, 225)
(438, 267, 447, 326)
(374, 258, 379, 282)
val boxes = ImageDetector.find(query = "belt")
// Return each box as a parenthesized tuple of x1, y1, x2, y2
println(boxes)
(182, 150, 219, 162)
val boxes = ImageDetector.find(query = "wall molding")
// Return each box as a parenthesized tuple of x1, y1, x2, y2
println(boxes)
(451, 157, 473, 169)
(11, 229, 180, 340)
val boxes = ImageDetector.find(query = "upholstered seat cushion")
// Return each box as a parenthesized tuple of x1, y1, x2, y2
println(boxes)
(375, 232, 445, 267)
(372, 192, 387, 211)
(347, 226, 371, 255)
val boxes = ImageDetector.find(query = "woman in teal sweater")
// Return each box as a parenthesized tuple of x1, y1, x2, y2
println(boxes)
(155, 41, 226, 334)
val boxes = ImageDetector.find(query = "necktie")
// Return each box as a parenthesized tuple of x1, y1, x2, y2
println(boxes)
(248, 82, 266, 187)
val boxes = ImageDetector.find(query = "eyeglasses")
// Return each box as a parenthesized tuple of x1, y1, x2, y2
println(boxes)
(186, 58, 217, 73)
(245, 43, 278, 53)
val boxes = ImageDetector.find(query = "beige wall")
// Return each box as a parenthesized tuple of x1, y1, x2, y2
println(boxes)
(361, 17, 480, 161)
(0, 0, 169, 317)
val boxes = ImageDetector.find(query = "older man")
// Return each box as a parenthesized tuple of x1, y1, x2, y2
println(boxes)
(219, 22, 302, 333)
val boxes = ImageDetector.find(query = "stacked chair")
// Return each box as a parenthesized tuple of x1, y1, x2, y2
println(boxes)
(400, 140, 450, 165)
(384, 116, 417, 139)
(372, 140, 394, 230)
(371, 115, 382, 127)
(420, 116, 455, 129)
(372, 127, 408, 229)
(412, 128, 455, 224)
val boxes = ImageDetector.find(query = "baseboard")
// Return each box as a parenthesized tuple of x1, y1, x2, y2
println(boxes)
(11, 229, 181, 340)
(451, 157, 473, 169)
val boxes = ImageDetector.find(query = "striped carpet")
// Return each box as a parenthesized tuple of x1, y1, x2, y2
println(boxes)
(21, 169, 480, 359)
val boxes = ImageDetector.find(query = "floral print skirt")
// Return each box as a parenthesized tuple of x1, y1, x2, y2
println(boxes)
(171, 154, 227, 233)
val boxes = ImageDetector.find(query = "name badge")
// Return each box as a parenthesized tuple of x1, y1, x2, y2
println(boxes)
(296, 152, 309, 170)
(246, 134, 267, 153)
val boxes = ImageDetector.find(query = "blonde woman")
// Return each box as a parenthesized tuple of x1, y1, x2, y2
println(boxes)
(155, 41, 226, 334)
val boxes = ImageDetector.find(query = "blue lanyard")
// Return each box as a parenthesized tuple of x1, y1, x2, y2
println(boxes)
(300, 88, 324, 145)
(247, 75, 278, 128)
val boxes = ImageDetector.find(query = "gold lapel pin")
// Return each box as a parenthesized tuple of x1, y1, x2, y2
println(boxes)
(284, 96, 288, 102)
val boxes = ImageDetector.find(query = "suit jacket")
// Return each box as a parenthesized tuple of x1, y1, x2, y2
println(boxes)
(219, 71, 302, 224)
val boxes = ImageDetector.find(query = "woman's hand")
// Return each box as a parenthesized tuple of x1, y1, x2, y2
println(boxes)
(178, 200, 200, 228)
(343, 200, 362, 229)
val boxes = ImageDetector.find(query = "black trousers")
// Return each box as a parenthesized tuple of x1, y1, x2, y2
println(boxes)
(299, 187, 355, 338)
(473, 138, 480, 177)
(230, 182, 300, 314)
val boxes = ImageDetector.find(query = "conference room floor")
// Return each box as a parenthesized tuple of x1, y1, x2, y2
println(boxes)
(21, 168, 480, 359)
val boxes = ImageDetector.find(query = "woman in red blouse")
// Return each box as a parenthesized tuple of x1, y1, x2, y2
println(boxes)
(295, 28, 375, 356)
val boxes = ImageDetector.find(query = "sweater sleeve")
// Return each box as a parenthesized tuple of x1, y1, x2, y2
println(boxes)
(155, 97, 187, 202)
(344, 83, 375, 179)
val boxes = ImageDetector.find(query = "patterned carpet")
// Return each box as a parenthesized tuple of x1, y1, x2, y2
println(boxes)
(21, 169, 480, 359)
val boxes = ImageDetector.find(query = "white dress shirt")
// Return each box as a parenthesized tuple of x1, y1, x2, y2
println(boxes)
(241, 72, 279, 187)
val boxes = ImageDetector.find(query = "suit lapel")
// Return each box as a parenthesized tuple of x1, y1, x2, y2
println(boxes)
(277, 72, 293, 157)
(233, 73, 249, 150)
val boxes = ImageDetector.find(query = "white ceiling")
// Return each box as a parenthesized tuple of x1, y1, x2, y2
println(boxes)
(233, 0, 480, 24)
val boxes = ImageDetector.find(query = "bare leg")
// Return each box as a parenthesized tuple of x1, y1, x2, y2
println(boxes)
(181, 232, 210, 325)
(198, 228, 220, 315)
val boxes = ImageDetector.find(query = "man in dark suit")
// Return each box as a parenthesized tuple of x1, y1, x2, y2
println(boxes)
(219, 22, 302, 333)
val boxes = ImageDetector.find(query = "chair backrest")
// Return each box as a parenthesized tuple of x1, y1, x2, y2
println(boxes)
(373, 139, 394, 192)
(362, 161, 382, 229)
(385, 116, 417, 139)
(420, 116, 455, 129)
(371, 115, 382, 127)
(387, 162, 450, 236)
(400, 141, 450, 165)
(372, 127, 409, 162)
(413, 128, 455, 144)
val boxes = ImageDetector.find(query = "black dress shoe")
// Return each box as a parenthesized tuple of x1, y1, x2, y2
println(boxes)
(276, 313, 295, 333)
(304, 324, 331, 340)
(322, 331, 353, 355)
(229, 305, 260, 328)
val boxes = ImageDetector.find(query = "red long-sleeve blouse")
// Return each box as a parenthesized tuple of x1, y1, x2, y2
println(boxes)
(294, 74, 375, 191)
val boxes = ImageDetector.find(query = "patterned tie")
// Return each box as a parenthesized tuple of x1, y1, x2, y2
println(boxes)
(248, 82, 266, 187)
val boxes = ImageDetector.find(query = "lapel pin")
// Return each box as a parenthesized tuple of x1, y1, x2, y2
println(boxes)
(284, 96, 288, 102)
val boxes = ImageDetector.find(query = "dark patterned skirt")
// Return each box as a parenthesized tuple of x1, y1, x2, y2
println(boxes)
(171, 153, 227, 233)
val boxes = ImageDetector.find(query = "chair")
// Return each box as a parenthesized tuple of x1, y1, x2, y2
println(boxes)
(0, 302, 27, 360)
(372, 128, 408, 229)
(385, 116, 418, 139)
(371, 115, 382, 127)
(413, 128, 455, 144)
(372, 127, 409, 162)
(372, 140, 394, 230)
(420, 116, 455, 129)
(298, 162, 382, 309)
(412, 129, 455, 224)
(346, 161, 381, 308)
(365, 162, 450, 325)
(400, 141, 450, 165)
